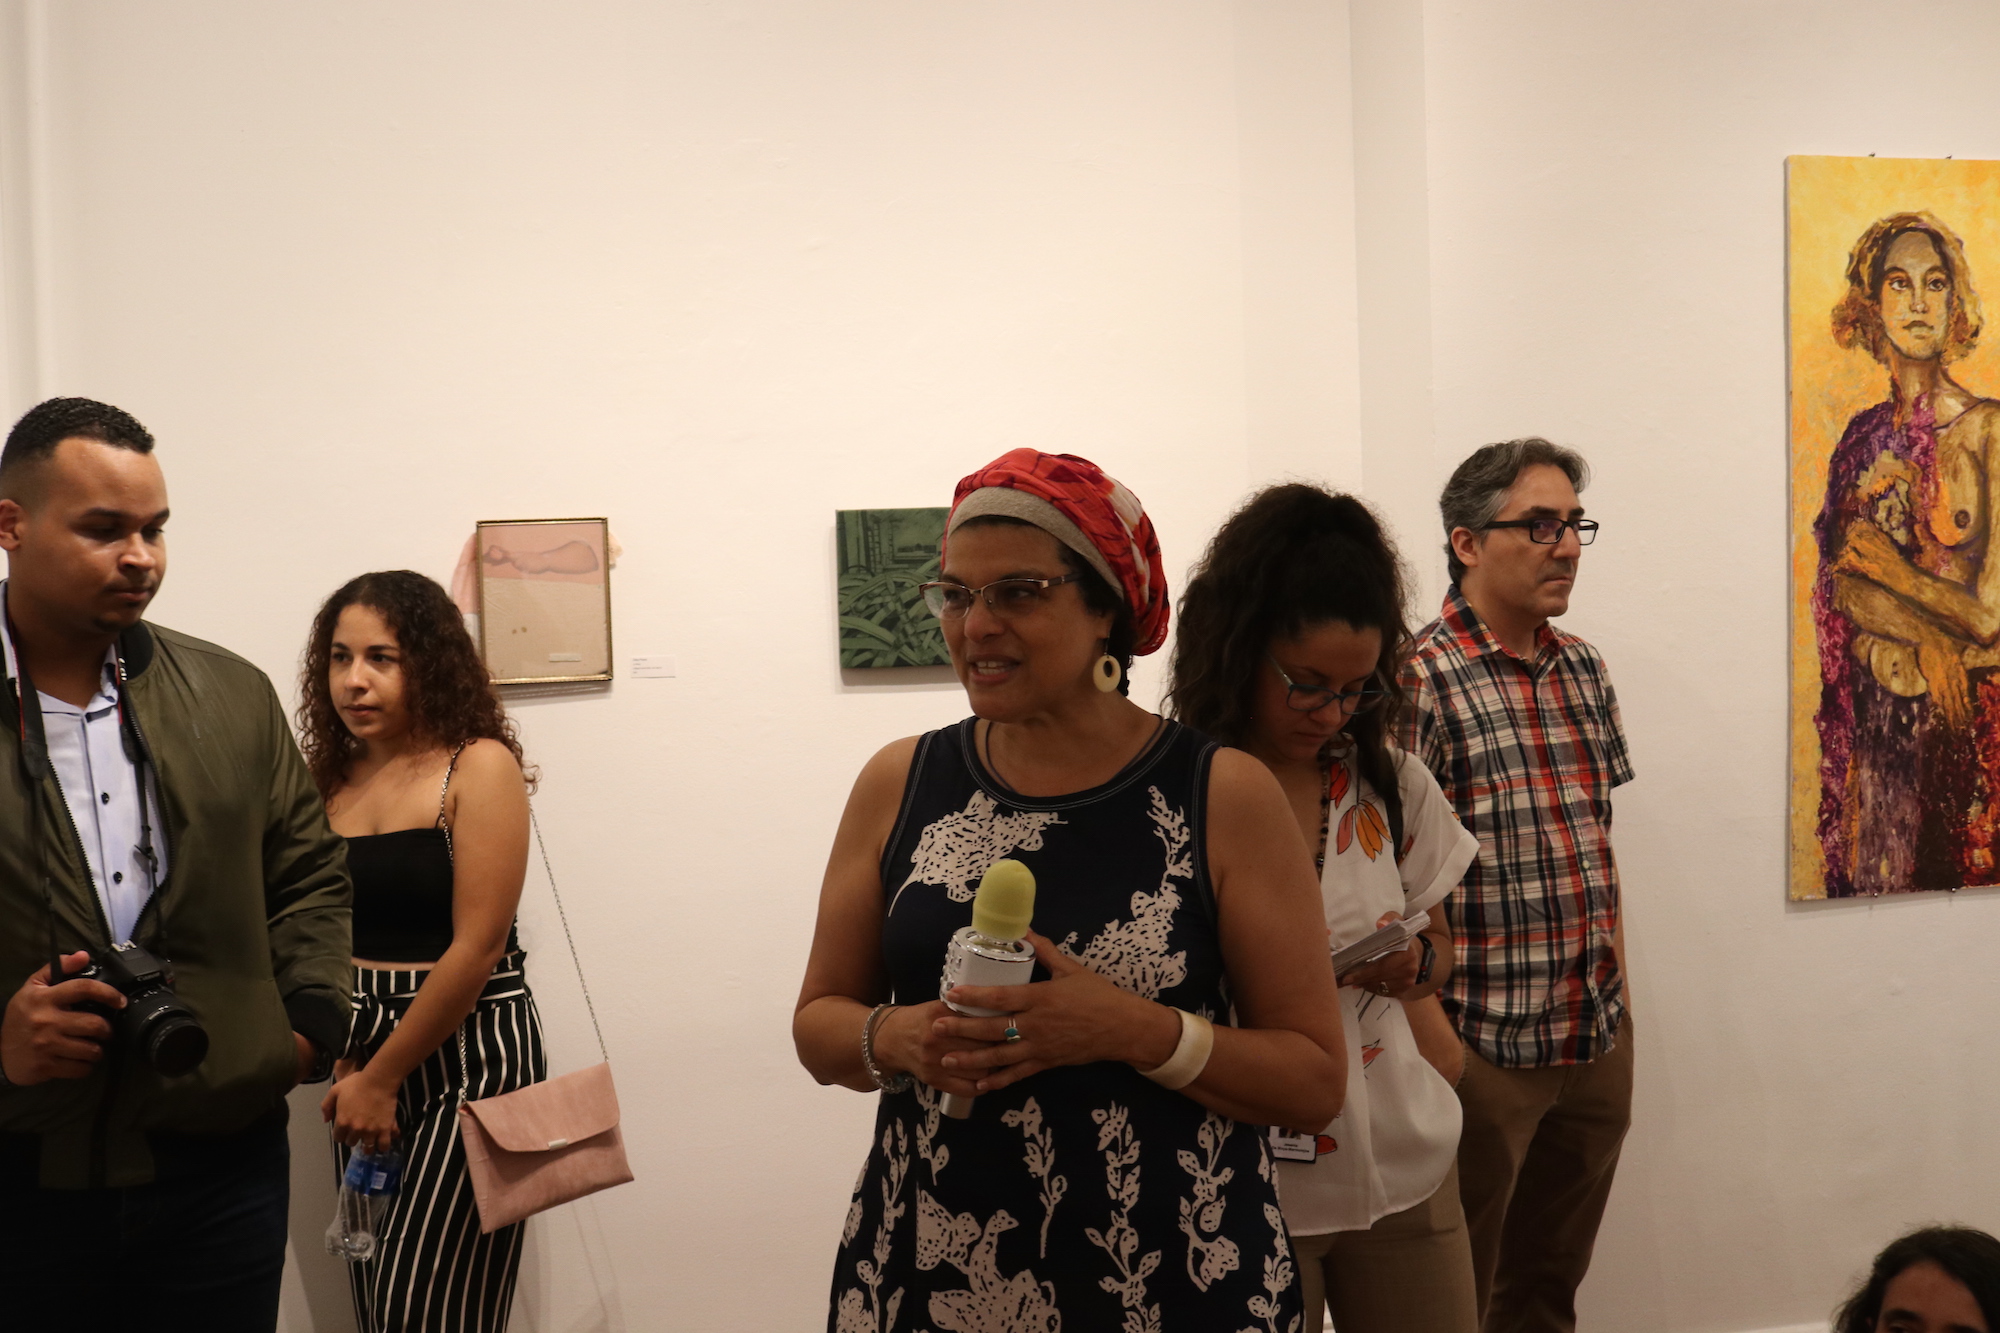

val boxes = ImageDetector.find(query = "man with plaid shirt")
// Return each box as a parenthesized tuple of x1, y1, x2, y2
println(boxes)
(1399, 438, 1635, 1333)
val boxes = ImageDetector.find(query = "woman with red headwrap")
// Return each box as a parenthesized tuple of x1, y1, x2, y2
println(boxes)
(795, 450, 1344, 1329)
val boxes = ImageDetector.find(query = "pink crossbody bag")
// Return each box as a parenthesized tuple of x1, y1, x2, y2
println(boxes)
(440, 772, 634, 1233)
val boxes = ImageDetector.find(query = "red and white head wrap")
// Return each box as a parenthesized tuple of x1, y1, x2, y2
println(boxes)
(944, 448, 1170, 656)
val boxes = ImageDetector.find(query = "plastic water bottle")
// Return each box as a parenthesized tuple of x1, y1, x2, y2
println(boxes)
(325, 1145, 403, 1261)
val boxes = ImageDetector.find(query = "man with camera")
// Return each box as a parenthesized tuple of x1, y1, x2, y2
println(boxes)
(0, 399, 352, 1327)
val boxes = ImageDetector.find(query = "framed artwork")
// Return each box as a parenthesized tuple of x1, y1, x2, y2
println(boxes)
(836, 507, 950, 669)
(476, 517, 613, 684)
(1788, 155, 2000, 898)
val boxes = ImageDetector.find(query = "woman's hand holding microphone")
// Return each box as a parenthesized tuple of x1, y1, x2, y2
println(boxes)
(886, 931, 1179, 1095)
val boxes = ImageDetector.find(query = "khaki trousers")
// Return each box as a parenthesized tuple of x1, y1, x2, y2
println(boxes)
(1294, 1160, 1479, 1333)
(1455, 1017, 1635, 1333)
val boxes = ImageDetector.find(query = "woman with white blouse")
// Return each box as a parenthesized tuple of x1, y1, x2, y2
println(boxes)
(1169, 483, 1479, 1333)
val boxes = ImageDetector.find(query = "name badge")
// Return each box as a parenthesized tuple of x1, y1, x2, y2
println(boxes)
(1268, 1128, 1318, 1163)
(1268, 1125, 1338, 1164)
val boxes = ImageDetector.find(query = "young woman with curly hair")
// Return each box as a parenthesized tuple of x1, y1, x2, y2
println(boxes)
(1168, 484, 1478, 1333)
(302, 570, 545, 1333)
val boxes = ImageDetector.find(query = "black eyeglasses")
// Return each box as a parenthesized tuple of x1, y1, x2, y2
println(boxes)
(1270, 658, 1389, 715)
(920, 574, 1082, 620)
(1481, 517, 1599, 545)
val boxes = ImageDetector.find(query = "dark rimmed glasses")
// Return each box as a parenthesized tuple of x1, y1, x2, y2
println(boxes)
(1270, 657, 1389, 715)
(921, 573, 1083, 620)
(1481, 517, 1600, 545)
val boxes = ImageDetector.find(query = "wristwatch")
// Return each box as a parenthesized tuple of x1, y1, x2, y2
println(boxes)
(301, 1036, 335, 1085)
(1413, 934, 1437, 988)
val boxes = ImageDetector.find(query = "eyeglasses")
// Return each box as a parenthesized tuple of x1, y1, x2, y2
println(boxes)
(1270, 657, 1389, 715)
(921, 574, 1083, 620)
(1481, 517, 1599, 545)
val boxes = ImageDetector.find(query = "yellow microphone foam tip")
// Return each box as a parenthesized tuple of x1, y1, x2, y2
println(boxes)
(971, 859, 1036, 942)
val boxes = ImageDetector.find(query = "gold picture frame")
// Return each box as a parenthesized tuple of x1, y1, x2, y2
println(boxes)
(474, 517, 613, 684)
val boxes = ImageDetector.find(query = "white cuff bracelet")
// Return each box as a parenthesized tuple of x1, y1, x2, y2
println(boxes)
(1140, 1007, 1213, 1090)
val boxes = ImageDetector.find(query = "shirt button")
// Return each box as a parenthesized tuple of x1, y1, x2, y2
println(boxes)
(113, 871, 123, 884)
(100, 792, 110, 805)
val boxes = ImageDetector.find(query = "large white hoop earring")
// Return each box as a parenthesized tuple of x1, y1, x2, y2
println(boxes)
(1093, 653, 1122, 694)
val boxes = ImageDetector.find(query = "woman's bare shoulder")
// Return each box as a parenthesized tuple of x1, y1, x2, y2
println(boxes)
(446, 738, 528, 800)
(1204, 744, 1281, 796)
(852, 735, 923, 803)
(825, 736, 927, 866)
(1201, 745, 1291, 832)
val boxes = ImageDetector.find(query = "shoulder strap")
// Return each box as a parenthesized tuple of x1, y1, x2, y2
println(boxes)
(1384, 776, 1406, 866)
(447, 785, 612, 1093)
(529, 804, 610, 1062)
(435, 742, 469, 852)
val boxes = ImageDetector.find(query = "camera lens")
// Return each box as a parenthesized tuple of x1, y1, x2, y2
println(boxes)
(124, 986, 209, 1077)
(146, 1015, 208, 1078)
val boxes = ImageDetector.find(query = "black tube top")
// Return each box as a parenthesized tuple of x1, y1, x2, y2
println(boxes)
(346, 828, 519, 963)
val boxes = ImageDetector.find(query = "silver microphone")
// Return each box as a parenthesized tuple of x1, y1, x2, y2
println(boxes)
(938, 859, 1037, 1119)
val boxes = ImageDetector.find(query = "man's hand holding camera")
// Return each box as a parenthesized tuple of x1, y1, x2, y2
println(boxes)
(1, 950, 126, 1086)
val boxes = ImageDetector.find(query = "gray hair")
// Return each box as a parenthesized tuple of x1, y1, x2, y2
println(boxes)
(1438, 438, 1590, 582)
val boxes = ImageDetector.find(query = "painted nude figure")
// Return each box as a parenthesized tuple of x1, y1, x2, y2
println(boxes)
(1817, 212, 2000, 893)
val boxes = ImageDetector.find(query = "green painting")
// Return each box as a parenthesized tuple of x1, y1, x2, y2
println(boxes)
(836, 507, 950, 669)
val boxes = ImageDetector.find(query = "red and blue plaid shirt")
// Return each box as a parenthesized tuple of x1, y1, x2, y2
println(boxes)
(1398, 588, 1634, 1068)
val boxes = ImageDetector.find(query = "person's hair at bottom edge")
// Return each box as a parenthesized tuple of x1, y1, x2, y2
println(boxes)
(1834, 1226, 2000, 1333)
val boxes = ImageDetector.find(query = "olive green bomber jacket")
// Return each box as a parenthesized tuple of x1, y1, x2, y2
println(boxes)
(0, 620, 352, 1188)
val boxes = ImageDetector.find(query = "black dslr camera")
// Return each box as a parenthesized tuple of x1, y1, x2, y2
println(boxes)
(73, 942, 209, 1077)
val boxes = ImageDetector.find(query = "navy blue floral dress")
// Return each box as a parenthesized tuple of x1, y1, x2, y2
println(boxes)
(829, 718, 1301, 1333)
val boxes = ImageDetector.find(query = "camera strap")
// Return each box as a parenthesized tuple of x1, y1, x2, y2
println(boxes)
(112, 660, 168, 958)
(6, 608, 70, 983)
(5, 604, 166, 969)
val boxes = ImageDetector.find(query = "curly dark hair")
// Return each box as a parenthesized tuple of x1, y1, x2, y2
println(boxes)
(1833, 1226, 2000, 1333)
(1167, 484, 1410, 810)
(297, 570, 533, 799)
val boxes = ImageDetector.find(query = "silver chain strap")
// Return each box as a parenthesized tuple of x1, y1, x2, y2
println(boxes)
(439, 748, 610, 1106)
(529, 804, 610, 1060)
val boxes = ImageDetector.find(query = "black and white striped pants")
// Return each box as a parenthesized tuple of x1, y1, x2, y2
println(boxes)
(339, 951, 548, 1333)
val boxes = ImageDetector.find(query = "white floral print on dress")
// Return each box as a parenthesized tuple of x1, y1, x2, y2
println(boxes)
(891, 791, 1066, 914)
(837, 1122, 909, 1333)
(1001, 1097, 1068, 1257)
(1060, 788, 1190, 1001)
(915, 1193, 1062, 1333)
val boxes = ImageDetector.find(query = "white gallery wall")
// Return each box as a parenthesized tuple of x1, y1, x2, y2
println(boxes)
(0, 2, 1994, 1330)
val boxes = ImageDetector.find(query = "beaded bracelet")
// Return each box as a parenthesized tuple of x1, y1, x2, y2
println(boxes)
(862, 1002, 913, 1093)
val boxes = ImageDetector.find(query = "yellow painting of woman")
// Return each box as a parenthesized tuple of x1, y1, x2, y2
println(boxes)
(1790, 156, 2000, 898)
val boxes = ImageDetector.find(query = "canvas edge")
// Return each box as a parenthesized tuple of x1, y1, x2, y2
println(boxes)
(1783, 154, 1828, 901)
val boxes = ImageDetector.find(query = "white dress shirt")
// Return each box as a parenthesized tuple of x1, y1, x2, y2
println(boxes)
(2, 584, 169, 943)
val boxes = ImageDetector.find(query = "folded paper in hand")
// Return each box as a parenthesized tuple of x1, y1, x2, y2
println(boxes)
(1331, 913, 1430, 977)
